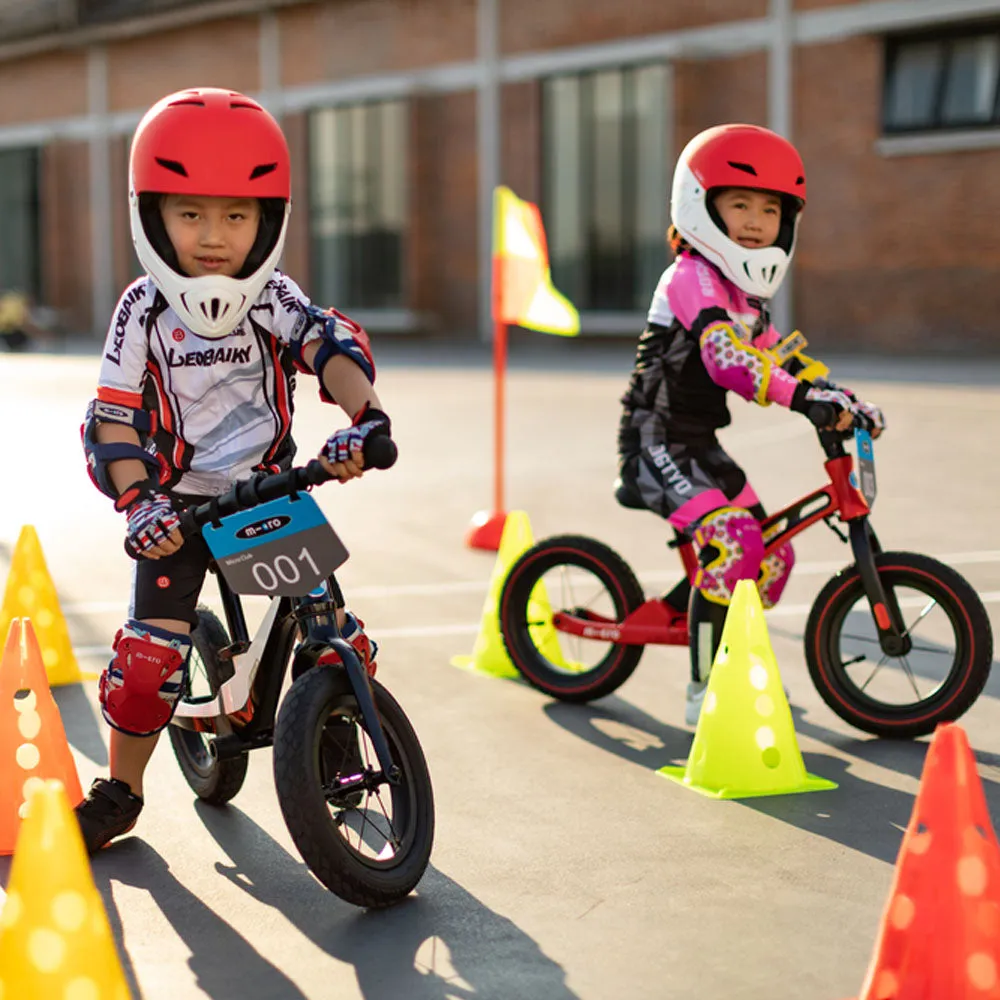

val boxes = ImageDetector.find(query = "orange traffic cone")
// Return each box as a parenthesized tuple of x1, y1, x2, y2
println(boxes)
(0, 779, 131, 1000)
(853, 723, 1000, 999)
(0, 618, 83, 855)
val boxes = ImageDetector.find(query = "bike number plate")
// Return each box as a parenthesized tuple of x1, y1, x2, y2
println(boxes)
(853, 427, 877, 507)
(202, 494, 348, 596)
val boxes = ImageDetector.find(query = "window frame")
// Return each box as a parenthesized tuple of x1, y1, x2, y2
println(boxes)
(882, 20, 1000, 135)
(0, 145, 42, 301)
(306, 99, 409, 314)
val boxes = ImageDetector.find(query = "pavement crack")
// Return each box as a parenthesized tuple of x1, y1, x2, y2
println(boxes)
(576, 898, 605, 920)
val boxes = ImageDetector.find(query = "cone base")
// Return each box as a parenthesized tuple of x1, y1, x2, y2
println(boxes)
(449, 653, 520, 681)
(466, 510, 508, 551)
(657, 765, 838, 800)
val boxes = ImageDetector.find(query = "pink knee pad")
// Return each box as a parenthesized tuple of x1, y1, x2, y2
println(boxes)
(692, 507, 765, 604)
(99, 620, 191, 737)
(758, 540, 795, 608)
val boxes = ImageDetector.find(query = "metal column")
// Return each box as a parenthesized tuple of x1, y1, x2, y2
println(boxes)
(768, 0, 794, 334)
(477, 0, 500, 343)
(88, 45, 114, 337)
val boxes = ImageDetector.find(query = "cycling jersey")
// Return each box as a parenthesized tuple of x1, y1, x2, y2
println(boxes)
(618, 250, 800, 452)
(96, 270, 324, 496)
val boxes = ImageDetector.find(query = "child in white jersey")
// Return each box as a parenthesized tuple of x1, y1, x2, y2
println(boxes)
(76, 87, 392, 852)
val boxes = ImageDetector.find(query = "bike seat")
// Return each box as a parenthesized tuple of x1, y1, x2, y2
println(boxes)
(613, 478, 647, 511)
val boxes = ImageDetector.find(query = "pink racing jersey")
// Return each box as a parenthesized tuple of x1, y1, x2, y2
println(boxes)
(619, 251, 799, 450)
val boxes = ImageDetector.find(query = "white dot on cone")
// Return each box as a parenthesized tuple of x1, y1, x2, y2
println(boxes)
(889, 894, 915, 929)
(17, 711, 41, 740)
(755, 726, 776, 751)
(65, 978, 101, 1000)
(13, 690, 37, 713)
(29, 928, 66, 973)
(52, 891, 88, 932)
(968, 953, 998, 989)
(958, 856, 988, 897)
(749, 664, 768, 691)
(42, 648, 58, 668)
(15, 743, 40, 771)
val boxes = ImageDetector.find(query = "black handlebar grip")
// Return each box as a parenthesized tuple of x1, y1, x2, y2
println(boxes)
(364, 434, 398, 470)
(807, 401, 837, 428)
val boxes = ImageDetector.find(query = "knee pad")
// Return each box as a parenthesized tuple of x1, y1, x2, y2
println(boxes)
(758, 540, 795, 609)
(99, 620, 191, 737)
(692, 507, 765, 605)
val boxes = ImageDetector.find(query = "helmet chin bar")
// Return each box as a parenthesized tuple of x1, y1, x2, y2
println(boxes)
(179, 285, 250, 339)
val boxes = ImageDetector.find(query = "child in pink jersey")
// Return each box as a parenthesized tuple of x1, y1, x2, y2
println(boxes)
(617, 123, 884, 725)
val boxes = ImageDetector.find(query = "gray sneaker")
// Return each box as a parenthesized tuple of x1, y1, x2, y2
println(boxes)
(685, 681, 708, 726)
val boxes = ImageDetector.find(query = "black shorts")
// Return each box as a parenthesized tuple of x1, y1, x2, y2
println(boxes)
(619, 438, 763, 523)
(130, 494, 214, 628)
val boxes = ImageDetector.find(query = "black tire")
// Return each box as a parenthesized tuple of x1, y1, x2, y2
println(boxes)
(168, 606, 249, 803)
(806, 552, 993, 738)
(273, 666, 434, 908)
(499, 535, 646, 702)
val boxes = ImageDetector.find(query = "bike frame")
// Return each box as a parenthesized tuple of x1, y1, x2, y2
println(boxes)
(552, 428, 909, 652)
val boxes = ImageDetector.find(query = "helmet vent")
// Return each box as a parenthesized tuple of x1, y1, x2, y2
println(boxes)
(168, 99, 206, 108)
(230, 101, 261, 111)
(795, 176, 805, 186)
(727, 161, 758, 176)
(155, 157, 188, 177)
(199, 299, 231, 322)
(249, 163, 278, 180)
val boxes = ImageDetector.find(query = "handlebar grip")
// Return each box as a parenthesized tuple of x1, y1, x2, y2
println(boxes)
(364, 434, 398, 471)
(807, 402, 837, 428)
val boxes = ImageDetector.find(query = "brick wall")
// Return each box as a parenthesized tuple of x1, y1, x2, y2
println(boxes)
(794, 34, 1000, 351)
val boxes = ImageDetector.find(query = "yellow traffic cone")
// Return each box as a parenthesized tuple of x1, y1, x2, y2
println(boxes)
(0, 779, 131, 1000)
(660, 579, 836, 799)
(0, 525, 94, 686)
(451, 511, 573, 679)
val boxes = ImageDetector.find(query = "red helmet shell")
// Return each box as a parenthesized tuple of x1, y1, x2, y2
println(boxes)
(131, 88, 290, 199)
(685, 124, 806, 204)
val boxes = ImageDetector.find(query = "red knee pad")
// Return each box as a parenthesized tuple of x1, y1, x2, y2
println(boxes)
(99, 622, 191, 737)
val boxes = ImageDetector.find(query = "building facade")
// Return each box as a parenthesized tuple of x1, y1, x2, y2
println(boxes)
(0, 0, 998, 352)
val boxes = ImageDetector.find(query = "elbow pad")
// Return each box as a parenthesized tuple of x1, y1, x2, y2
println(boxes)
(81, 398, 160, 499)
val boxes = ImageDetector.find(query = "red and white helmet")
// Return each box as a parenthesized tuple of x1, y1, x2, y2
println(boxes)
(129, 87, 291, 339)
(670, 124, 806, 300)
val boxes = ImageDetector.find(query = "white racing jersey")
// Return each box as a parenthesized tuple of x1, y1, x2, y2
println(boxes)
(96, 270, 324, 496)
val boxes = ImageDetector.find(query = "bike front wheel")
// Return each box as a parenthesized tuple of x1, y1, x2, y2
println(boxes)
(499, 535, 645, 702)
(273, 666, 434, 908)
(806, 551, 993, 738)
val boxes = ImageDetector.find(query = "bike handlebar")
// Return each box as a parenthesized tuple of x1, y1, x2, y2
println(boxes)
(124, 434, 397, 558)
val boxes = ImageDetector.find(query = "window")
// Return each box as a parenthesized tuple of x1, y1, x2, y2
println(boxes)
(542, 64, 669, 313)
(0, 147, 40, 298)
(309, 101, 408, 310)
(884, 25, 1000, 132)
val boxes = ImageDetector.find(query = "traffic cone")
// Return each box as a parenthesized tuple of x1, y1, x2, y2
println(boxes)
(660, 579, 836, 798)
(451, 511, 575, 679)
(0, 525, 95, 685)
(850, 723, 1000, 999)
(0, 618, 84, 855)
(0, 779, 131, 1000)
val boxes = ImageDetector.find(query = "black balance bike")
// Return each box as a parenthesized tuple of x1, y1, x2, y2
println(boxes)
(167, 438, 434, 908)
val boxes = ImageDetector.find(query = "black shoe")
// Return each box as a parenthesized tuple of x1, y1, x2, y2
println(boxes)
(74, 778, 144, 854)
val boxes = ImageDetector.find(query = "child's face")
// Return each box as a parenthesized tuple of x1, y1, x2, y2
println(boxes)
(160, 195, 261, 278)
(713, 188, 782, 249)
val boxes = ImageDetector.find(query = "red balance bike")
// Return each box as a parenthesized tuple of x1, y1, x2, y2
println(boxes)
(499, 404, 993, 738)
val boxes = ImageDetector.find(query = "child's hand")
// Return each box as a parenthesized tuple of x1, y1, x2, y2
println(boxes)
(319, 406, 392, 482)
(853, 400, 885, 438)
(119, 489, 184, 559)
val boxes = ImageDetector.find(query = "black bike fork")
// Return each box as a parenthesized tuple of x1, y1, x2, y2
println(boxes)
(848, 519, 912, 657)
(322, 636, 402, 785)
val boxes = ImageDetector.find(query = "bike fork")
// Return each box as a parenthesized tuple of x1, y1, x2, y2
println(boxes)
(324, 637, 402, 785)
(848, 519, 911, 657)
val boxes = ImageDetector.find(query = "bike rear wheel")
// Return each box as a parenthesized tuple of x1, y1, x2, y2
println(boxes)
(168, 607, 249, 803)
(273, 666, 434, 908)
(499, 535, 645, 702)
(806, 552, 993, 738)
